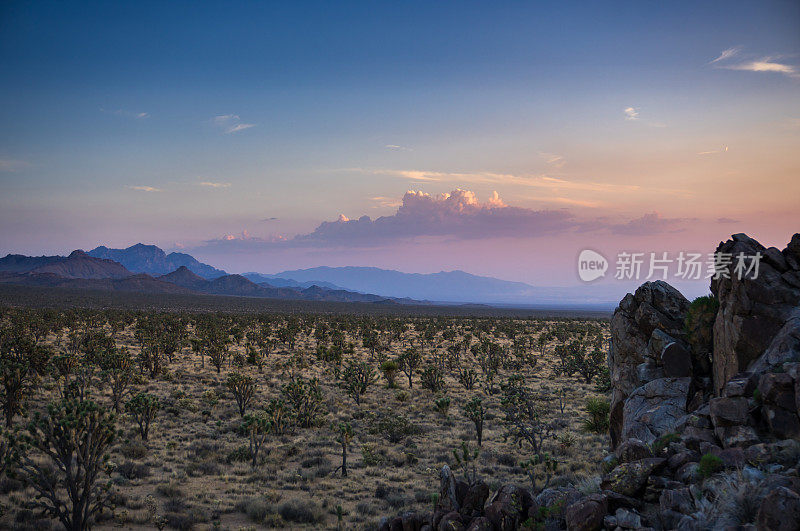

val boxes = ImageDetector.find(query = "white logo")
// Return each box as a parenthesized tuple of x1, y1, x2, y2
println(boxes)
(578, 249, 608, 282)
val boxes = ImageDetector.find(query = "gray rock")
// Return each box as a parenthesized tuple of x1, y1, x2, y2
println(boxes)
(756, 486, 800, 531)
(614, 508, 642, 529)
(712, 234, 800, 395)
(723, 372, 757, 398)
(615, 438, 653, 463)
(621, 377, 691, 445)
(565, 494, 607, 531)
(610, 281, 689, 448)
(714, 424, 760, 449)
(675, 462, 700, 484)
(601, 458, 666, 497)
(709, 396, 750, 427)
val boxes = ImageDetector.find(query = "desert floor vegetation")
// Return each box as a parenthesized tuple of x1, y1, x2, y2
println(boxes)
(0, 307, 610, 529)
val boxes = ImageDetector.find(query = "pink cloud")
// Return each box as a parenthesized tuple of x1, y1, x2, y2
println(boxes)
(293, 189, 574, 245)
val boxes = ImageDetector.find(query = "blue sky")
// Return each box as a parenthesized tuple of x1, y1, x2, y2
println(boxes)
(1, 1, 798, 287)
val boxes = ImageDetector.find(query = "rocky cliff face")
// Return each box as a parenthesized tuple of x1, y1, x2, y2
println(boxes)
(711, 233, 800, 395)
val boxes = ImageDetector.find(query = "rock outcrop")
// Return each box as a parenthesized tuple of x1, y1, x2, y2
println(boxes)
(609, 280, 690, 448)
(712, 233, 800, 394)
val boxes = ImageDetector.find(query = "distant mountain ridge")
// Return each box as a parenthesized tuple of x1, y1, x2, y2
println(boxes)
(0, 250, 404, 304)
(88, 243, 226, 279)
(270, 266, 542, 303)
(0, 250, 133, 279)
(267, 266, 623, 306)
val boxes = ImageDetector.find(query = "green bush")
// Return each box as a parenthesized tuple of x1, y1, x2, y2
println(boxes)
(699, 453, 723, 479)
(369, 411, 421, 443)
(652, 432, 680, 455)
(582, 398, 610, 433)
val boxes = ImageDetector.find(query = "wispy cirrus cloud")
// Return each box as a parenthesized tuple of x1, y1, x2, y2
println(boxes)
(697, 146, 729, 155)
(213, 114, 256, 134)
(126, 185, 161, 192)
(540, 152, 565, 169)
(385, 144, 412, 151)
(100, 107, 149, 119)
(197, 181, 231, 188)
(709, 47, 798, 78)
(709, 47, 742, 64)
(346, 168, 691, 197)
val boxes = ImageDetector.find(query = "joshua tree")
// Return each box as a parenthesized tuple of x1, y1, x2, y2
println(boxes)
(227, 372, 257, 417)
(458, 368, 479, 390)
(126, 392, 160, 441)
(333, 421, 354, 477)
(500, 376, 554, 458)
(16, 397, 116, 531)
(0, 329, 51, 428)
(420, 364, 445, 392)
(341, 360, 376, 405)
(281, 376, 323, 428)
(242, 411, 270, 468)
(98, 347, 135, 413)
(463, 396, 485, 446)
(398, 348, 422, 389)
(380, 360, 399, 388)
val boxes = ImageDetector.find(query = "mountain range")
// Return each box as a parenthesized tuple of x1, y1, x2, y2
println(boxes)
(88, 244, 226, 279)
(0, 250, 396, 303)
(0, 243, 628, 307)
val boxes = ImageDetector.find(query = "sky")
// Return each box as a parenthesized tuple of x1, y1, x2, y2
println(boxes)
(0, 1, 798, 296)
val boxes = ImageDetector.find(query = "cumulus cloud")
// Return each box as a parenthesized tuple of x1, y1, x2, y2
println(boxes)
(194, 189, 693, 251)
(126, 185, 161, 192)
(624, 107, 639, 121)
(293, 189, 575, 245)
(214, 114, 256, 134)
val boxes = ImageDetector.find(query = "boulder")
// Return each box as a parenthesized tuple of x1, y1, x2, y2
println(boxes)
(674, 462, 700, 484)
(565, 494, 607, 531)
(759, 372, 796, 410)
(485, 485, 534, 531)
(660, 487, 694, 517)
(464, 517, 492, 531)
(614, 508, 643, 529)
(621, 377, 691, 445)
(756, 486, 800, 531)
(709, 396, 750, 427)
(438, 465, 460, 511)
(714, 424, 760, 449)
(723, 372, 757, 398)
(712, 234, 800, 395)
(438, 511, 464, 531)
(610, 280, 690, 448)
(459, 481, 489, 519)
(602, 489, 642, 512)
(680, 426, 716, 451)
(615, 438, 652, 463)
(600, 458, 666, 497)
